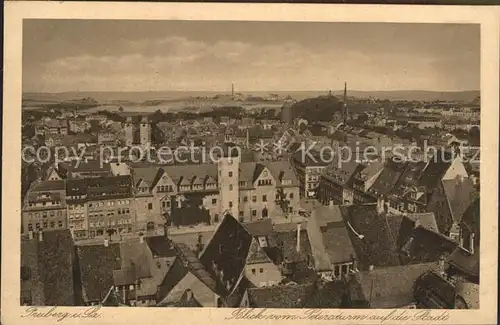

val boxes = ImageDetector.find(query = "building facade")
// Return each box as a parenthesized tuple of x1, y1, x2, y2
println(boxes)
(22, 180, 68, 234)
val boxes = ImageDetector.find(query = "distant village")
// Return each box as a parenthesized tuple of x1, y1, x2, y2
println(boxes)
(21, 86, 480, 309)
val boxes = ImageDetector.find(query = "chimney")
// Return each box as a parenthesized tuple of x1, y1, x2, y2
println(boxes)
(38, 230, 43, 242)
(28, 230, 34, 240)
(104, 238, 109, 247)
(351, 255, 358, 272)
(438, 254, 446, 276)
(296, 223, 301, 252)
(376, 195, 385, 215)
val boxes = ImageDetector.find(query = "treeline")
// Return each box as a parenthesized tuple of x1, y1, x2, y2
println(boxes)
(287, 95, 343, 122)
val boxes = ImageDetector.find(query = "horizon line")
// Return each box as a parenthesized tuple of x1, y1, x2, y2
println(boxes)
(23, 89, 480, 94)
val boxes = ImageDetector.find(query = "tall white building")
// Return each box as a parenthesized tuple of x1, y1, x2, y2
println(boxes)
(218, 144, 240, 217)
(140, 116, 151, 147)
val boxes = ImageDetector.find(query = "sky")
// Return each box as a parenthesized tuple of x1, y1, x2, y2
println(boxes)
(23, 20, 480, 93)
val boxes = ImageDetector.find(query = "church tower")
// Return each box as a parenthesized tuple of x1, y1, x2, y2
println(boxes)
(217, 143, 240, 218)
(124, 117, 134, 147)
(139, 116, 151, 147)
(343, 82, 348, 125)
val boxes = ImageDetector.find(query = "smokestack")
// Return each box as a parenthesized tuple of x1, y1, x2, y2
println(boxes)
(104, 238, 109, 247)
(296, 223, 301, 252)
(38, 230, 43, 242)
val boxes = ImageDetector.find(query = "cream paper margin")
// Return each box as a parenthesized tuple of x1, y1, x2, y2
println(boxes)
(2, 2, 499, 325)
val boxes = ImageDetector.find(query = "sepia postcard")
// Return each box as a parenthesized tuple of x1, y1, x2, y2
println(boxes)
(2, 2, 499, 325)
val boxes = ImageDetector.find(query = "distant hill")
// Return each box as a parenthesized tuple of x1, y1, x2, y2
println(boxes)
(328, 90, 480, 102)
(287, 95, 343, 122)
(23, 90, 480, 102)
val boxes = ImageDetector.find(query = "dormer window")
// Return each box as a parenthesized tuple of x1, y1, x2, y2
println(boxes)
(461, 231, 475, 254)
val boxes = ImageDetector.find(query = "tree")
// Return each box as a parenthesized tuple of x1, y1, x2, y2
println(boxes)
(469, 126, 480, 145)
(275, 188, 291, 218)
(106, 228, 116, 241)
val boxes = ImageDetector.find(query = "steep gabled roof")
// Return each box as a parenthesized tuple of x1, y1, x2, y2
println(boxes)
(198, 214, 255, 297)
(145, 236, 177, 258)
(30, 180, 66, 192)
(442, 177, 479, 224)
(247, 283, 315, 308)
(366, 165, 403, 198)
(351, 262, 439, 308)
(323, 159, 363, 187)
(340, 205, 403, 269)
(357, 161, 385, 182)
(405, 213, 439, 233)
(21, 230, 76, 306)
(447, 198, 480, 279)
(303, 281, 346, 308)
(246, 237, 273, 264)
(239, 162, 257, 186)
(77, 243, 121, 303)
(132, 166, 161, 188)
(418, 149, 454, 188)
(163, 164, 218, 187)
(266, 161, 299, 187)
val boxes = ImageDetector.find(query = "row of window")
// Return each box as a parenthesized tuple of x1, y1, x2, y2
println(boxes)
(27, 200, 61, 207)
(27, 210, 63, 218)
(177, 183, 217, 192)
(27, 220, 64, 231)
(257, 179, 272, 186)
(156, 185, 174, 193)
(89, 227, 133, 237)
(89, 219, 132, 228)
(88, 208, 131, 219)
(306, 167, 325, 174)
(68, 213, 85, 220)
(251, 268, 265, 274)
(69, 221, 85, 230)
(88, 200, 130, 208)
